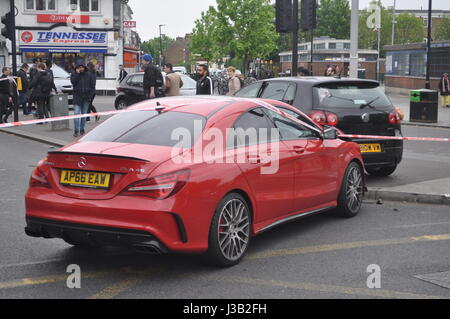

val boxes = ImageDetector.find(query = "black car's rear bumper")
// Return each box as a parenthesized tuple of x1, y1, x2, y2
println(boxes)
(25, 217, 169, 254)
(353, 139, 403, 167)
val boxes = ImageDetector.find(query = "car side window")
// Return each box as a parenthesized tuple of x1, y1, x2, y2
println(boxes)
(263, 109, 318, 140)
(234, 82, 263, 98)
(229, 108, 278, 148)
(283, 84, 297, 105)
(260, 82, 291, 102)
(278, 107, 318, 130)
(127, 75, 143, 87)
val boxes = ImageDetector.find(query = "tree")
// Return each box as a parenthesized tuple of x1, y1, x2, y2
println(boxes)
(316, 0, 350, 39)
(141, 35, 175, 65)
(189, 6, 222, 64)
(213, 0, 279, 72)
(434, 18, 450, 41)
(395, 13, 426, 44)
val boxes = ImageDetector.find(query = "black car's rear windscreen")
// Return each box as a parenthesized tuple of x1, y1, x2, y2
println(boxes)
(313, 82, 393, 110)
(81, 110, 206, 147)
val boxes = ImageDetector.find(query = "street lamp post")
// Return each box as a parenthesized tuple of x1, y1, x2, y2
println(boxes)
(159, 24, 166, 66)
(425, 0, 432, 89)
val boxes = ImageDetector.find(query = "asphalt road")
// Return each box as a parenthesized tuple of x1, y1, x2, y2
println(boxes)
(0, 133, 449, 299)
(366, 125, 450, 188)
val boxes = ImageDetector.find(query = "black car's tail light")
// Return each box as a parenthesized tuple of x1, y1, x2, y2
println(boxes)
(388, 111, 401, 125)
(309, 111, 339, 127)
(122, 169, 190, 199)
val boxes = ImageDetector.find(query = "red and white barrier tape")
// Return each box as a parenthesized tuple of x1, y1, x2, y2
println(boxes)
(0, 101, 449, 142)
(0, 107, 155, 129)
(339, 134, 450, 142)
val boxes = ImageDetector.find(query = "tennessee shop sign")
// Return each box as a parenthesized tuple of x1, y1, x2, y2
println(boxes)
(19, 27, 108, 53)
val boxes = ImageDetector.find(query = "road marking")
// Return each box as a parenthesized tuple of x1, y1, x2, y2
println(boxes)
(214, 276, 445, 299)
(0, 271, 112, 289)
(87, 278, 140, 299)
(248, 234, 450, 260)
(0, 259, 64, 270)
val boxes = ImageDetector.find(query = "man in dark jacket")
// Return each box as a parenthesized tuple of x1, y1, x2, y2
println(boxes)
(17, 63, 30, 115)
(196, 64, 213, 95)
(0, 67, 14, 124)
(29, 63, 56, 123)
(118, 64, 128, 83)
(71, 63, 96, 137)
(142, 54, 164, 99)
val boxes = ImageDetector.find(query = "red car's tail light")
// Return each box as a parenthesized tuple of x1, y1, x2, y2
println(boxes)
(29, 166, 50, 187)
(388, 111, 401, 125)
(309, 111, 327, 126)
(123, 169, 190, 199)
(309, 111, 339, 126)
(325, 112, 339, 126)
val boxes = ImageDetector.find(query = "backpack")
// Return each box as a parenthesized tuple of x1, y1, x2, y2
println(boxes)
(39, 71, 53, 94)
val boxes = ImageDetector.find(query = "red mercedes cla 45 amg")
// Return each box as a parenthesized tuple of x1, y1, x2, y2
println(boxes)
(25, 96, 365, 267)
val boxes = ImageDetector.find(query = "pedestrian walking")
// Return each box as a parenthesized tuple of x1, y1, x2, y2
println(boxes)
(44, 59, 58, 93)
(118, 64, 128, 83)
(17, 63, 31, 115)
(226, 66, 242, 96)
(324, 65, 337, 76)
(142, 54, 164, 99)
(86, 62, 100, 122)
(29, 63, 55, 124)
(196, 64, 213, 95)
(163, 63, 183, 96)
(439, 73, 450, 108)
(0, 67, 14, 124)
(71, 64, 96, 137)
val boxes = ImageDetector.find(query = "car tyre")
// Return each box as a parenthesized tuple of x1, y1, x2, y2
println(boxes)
(207, 193, 251, 267)
(366, 165, 397, 177)
(335, 162, 364, 218)
(115, 98, 128, 110)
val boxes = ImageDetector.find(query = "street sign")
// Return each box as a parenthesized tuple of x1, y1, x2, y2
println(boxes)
(123, 21, 136, 28)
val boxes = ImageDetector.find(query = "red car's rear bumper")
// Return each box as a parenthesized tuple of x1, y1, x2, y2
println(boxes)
(25, 187, 215, 254)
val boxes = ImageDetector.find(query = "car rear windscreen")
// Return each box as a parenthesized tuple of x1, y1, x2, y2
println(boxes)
(313, 83, 393, 110)
(81, 110, 206, 148)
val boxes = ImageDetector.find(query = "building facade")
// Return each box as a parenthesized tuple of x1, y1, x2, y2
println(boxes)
(279, 37, 379, 79)
(384, 40, 450, 93)
(0, 0, 140, 94)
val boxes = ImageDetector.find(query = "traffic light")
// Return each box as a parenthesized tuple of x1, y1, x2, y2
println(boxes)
(275, 0, 293, 33)
(1, 11, 13, 40)
(300, 0, 317, 32)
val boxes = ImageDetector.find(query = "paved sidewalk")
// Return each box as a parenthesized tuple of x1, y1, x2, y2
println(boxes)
(388, 92, 450, 129)
(1, 95, 449, 206)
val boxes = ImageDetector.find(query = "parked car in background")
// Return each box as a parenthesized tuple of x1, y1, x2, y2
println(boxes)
(115, 72, 197, 109)
(173, 66, 188, 74)
(28, 64, 73, 106)
(235, 77, 403, 176)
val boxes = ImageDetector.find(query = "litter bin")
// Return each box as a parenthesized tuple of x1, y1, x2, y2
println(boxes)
(49, 93, 69, 131)
(409, 89, 438, 123)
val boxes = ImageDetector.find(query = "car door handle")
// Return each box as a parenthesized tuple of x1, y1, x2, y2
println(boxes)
(293, 146, 305, 154)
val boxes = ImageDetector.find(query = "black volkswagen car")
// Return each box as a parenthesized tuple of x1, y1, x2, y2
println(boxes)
(115, 72, 197, 110)
(235, 77, 403, 176)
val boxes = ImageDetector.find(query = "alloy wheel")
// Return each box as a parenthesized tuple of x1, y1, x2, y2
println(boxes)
(346, 165, 363, 213)
(217, 199, 250, 262)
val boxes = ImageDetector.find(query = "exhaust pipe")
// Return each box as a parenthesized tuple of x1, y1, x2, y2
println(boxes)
(133, 244, 162, 254)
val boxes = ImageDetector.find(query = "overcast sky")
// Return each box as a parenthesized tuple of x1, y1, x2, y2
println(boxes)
(128, 0, 450, 41)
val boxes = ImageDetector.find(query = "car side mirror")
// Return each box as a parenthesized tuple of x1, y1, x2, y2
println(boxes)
(323, 126, 338, 140)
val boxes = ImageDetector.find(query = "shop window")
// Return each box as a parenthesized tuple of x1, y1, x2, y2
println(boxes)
(26, 0, 56, 11)
(70, 0, 100, 12)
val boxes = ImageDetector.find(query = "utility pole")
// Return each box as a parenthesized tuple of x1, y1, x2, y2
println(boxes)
(391, 0, 396, 45)
(159, 24, 166, 67)
(349, 0, 359, 78)
(292, 0, 299, 76)
(425, 0, 432, 89)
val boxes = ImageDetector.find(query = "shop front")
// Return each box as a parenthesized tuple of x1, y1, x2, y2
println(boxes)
(18, 26, 108, 78)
